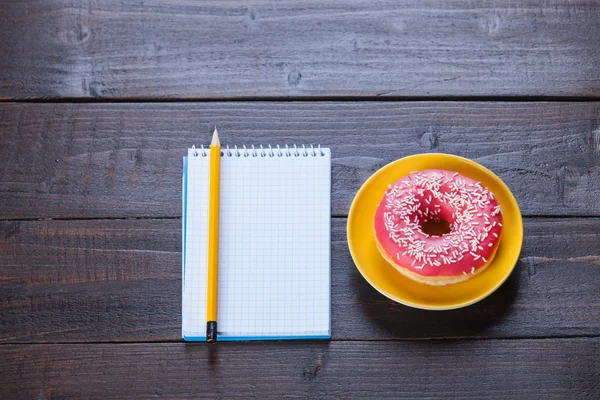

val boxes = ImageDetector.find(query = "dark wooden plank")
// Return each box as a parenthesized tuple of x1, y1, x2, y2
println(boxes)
(0, 1, 599, 99)
(1, 339, 598, 399)
(1, 102, 600, 219)
(2, 218, 600, 343)
(0, 219, 179, 343)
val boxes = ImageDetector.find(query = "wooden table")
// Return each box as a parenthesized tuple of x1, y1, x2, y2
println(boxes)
(1, 1, 599, 398)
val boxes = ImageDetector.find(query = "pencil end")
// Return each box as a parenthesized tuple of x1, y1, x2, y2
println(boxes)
(206, 321, 217, 342)
(211, 127, 220, 147)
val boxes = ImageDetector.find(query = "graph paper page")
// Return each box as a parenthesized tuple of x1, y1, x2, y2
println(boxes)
(182, 147, 331, 340)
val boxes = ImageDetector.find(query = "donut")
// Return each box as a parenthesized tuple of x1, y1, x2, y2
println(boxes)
(374, 169, 503, 286)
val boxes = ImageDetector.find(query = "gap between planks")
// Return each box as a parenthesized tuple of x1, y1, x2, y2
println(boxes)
(0, 215, 598, 222)
(1, 96, 600, 104)
(3, 334, 600, 346)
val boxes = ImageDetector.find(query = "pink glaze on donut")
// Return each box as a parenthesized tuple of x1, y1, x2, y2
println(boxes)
(374, 169, 503, 277)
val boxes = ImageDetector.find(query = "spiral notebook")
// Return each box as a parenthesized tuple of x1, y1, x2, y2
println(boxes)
(182, 145, 331, 341)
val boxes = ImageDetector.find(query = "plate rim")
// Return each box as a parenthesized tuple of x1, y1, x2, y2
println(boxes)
(347, 153, 524, 310)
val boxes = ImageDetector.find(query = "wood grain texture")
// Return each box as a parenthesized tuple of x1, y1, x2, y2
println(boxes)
(1, 339, 599, 399)
(0, 1, 599, 99)
(2, 218, 600, 343)
(1, 102, 600, 219)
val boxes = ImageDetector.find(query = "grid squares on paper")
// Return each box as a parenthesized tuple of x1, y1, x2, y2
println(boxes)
(182, 147, 331, 339)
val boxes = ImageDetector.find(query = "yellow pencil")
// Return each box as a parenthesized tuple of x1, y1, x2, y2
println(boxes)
(206, 127, 221, 342)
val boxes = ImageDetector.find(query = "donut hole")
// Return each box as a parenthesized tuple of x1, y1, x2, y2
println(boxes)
(421, 218, 452, 237)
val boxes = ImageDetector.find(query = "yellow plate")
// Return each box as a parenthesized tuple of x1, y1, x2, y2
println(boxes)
(347, 153, 523, 310)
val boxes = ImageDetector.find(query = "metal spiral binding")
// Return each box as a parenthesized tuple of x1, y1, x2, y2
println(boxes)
(191, 145, 209, 157)
(193, 144, 326, 157)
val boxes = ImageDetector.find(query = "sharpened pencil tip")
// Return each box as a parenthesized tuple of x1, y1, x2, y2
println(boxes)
(211, 127, 220, 146)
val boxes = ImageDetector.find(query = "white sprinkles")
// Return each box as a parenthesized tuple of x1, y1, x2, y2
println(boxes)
(381, 170, 503, 274)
